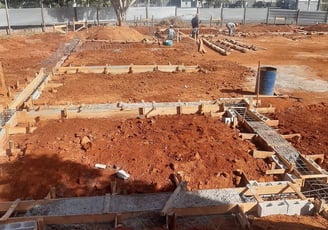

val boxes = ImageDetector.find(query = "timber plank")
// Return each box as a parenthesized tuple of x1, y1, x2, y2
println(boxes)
(287, 182, 307, 200)
(246, 184, 263, 203)
(252, 150, 274, 159)
(161, 182, 185, 215)
(265, 169, 286, 175)
(172, 204, 237, 217)
(0, 199, 20, 221)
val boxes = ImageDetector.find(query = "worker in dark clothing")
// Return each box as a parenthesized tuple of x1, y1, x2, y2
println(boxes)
(191, 14, 200, 39)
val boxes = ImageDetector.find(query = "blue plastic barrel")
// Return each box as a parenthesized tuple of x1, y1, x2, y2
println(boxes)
(163, 40, 173, 46)
(258, 67, 277, 95)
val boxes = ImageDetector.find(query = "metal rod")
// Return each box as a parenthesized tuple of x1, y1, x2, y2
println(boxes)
(4, 0, 11, 35)
(303, 187, 328, 193)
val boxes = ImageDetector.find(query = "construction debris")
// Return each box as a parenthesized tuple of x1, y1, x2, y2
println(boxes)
(95, 164, 107, 169)
(117, 170, 130, 180)
(202, 38, 230, 56)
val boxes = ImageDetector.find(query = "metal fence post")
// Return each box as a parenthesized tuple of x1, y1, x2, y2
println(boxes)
(74, 7, 78, 21)
(96, 7, 99, 25)
(243, 5, 247, 24)
(266, 7, 270, 24)
(4, 0, 11, 35)
(220, 4, 224, 26)
(40, 0, 45, 32)
(175, 7, 177, 17)
(317, 0, 321, 11)
(146, 2, 149, 19)
(296, 9, 300, 25)
(152, 15, 154, 28)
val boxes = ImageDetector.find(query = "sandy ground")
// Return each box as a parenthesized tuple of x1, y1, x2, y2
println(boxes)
(1, 24, 328, 229)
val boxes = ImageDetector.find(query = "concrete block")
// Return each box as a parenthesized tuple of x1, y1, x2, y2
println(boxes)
(284, 173, 298, 183)
(286, 199, 314, 215)
(257, 200, 288, 217)
(223, 117, 232, 124)
(0, 221, 36, 230)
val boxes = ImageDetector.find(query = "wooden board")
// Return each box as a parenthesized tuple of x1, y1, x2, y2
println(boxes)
(0, 62, 7, 96)
(172, 204, 237, 217)
(246, 184, 264, 203)
(287, 182, 307, 200)
(265, 168, 286, 175)
(255, 107, 276, 113)
(252, 150, 274, 159)
(1, 212, 147, 225)
(282, 133, 301, 139)
(0, 199, 20, 221)
(162, 182, 185, 215)
(56, 65, 199, 75)
(265, 119, 279, 127)
(239, 133, 256, 140)
(9, 69, 46, 110)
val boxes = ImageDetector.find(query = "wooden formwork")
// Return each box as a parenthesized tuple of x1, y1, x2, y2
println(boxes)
(72, 20, 88, 32)
(0, 182, 308, 227)
(53, 24, 68, 34)
(8, 69, 46, 110)
(55, 64, 200, 75)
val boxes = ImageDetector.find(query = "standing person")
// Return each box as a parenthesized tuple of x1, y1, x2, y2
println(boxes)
(167, 25, 176, 40)
(191, 14, 200, 39)
(226, 22, 238, 36)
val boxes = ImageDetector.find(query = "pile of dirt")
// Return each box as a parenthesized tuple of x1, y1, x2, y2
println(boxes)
(251, 214, 328, 229)
(2, 115, 272, 201)
(237, 24, 296, 33)
(87, 26, 146, 42)
(301, 24, 328, 32)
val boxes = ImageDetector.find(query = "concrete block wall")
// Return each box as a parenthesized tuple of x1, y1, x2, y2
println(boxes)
(258, 199, 314, 217)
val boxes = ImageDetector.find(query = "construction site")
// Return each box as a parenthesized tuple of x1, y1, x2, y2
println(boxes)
(0, 21, 328, 229)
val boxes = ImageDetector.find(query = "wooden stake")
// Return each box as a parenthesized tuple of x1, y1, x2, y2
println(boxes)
(256, 61, 261, 107)
(111, 181, 117, 195)
(8, 141, 14, 156)
(6, 86, 11, 97)
(0, 62, 7, 96)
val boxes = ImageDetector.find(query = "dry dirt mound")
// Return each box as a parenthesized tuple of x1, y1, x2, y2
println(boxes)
(301, 24, 328, 32)
(3, 115, 271, 200)
(237, 24, 296, 33)
(87, 26, 145, 42)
